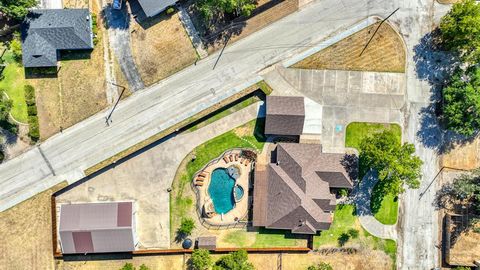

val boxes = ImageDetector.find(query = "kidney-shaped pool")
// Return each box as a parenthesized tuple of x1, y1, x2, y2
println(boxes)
(208, 168, 236, 214)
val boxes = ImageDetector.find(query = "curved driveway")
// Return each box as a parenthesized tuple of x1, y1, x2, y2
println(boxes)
(353, 171, 397, 240)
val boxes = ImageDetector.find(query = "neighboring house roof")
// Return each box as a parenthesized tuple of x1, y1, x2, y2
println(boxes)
(265, 96, 305, 136)
(252, 143, 354, 234)
(59, 202, 136, 254)
(21, 9, 93, 68)
(137, 0, 176, 17)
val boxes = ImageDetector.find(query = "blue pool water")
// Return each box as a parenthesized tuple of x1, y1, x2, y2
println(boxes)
(234, 185, 244, 201)
(208, 168, 235, 214)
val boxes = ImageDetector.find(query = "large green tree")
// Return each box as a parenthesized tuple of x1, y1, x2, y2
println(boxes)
(443, 66, 480, 136)
(0, 0, 38, 20)
(191, 249, 213, 270)
(359, 130, 422, 196)
(440, 0, 480, 62)
(213, 250, 254, 270)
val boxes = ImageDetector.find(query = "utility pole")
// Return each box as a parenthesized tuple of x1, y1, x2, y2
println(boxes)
(359, 8, 400, 57)
(105, 82, 126, 126)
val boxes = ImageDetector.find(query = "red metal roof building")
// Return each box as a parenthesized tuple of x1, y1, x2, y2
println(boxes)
(59, 202, 136, 254)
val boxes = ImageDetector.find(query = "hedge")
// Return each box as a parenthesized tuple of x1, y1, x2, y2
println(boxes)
(24, 85, 40, 142)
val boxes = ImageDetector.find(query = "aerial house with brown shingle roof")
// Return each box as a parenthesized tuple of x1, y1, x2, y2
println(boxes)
(252, 143, 353, 234)
(59, 202, 137, 254)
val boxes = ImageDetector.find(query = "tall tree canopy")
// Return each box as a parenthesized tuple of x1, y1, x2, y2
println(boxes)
(443, 67, 480, 136)
(212, 250, 254, 270)
(439, 0, 480, 62)
(359, 130, 423, 196)
(0, 91, 13, 122)
(0, 0, 37, 20)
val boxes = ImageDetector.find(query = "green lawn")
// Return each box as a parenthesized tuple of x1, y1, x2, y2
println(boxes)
(170, 118, 266, 238)
(371, 183, 398, 225)
(188, 95, 261, 132)
(314, 204, 396, 264)
(222, 228, 301, 248)
(345, 122, 401, 150)
(0, 50, 28, 123)
(345, 122, 401, 225)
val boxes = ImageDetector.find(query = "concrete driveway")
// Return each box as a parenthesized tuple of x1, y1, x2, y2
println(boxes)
(56, 103, 262, 249)
(265, 67, 405, 152)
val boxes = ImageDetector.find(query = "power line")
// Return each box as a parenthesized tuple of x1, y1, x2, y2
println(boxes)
(359, 7, 400, 57)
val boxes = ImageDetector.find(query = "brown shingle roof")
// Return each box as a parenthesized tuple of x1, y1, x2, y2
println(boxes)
(196, 236, 216, 250)
(265, 96, 305, 136)
(59, 202, 135, 254)
(252, 143, 354, 234)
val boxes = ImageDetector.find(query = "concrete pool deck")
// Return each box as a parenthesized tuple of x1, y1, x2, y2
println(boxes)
(195, 150, 251, 226)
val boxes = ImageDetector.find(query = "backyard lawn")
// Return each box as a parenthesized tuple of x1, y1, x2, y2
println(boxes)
(313, 204, 397, 264)
(0, 50, 28, 123)
(170, 118, 266, 242)
(345, 122, 401, 225)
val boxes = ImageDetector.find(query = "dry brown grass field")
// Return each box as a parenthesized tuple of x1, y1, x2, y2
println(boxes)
(292, 22, 406, 73)
(130, 13, 197, 86)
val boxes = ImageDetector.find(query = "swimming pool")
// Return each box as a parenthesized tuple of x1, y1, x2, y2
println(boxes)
(208, 168, 235, 214)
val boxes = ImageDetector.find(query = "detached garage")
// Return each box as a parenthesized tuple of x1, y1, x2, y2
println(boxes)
(59, 202, 137, 254)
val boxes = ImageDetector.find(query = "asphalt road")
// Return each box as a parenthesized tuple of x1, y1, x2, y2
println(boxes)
(0, 0, 451, 268)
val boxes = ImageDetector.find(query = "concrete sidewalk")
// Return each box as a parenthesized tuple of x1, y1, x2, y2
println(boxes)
(353, 171, 397, 240)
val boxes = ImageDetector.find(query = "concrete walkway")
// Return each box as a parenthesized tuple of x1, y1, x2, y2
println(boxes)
(57, 102, 263, 249)
(177, 5, 208, 59)
(353, 171, 397, 240)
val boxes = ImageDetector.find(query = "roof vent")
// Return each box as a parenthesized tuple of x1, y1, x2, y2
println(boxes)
(86, 15, 90, 21)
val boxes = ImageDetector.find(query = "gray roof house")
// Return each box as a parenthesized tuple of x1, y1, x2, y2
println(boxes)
(252, 143, 353, 234)
(21, 9, 94, 68)
(265, 96, 323, 137)
(59, 202, 136, 254)
(137, 0, 177, 18)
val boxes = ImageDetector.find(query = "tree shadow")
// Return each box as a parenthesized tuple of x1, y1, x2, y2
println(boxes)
(340, 153, 358, 184)
(413, 29, 477, 154)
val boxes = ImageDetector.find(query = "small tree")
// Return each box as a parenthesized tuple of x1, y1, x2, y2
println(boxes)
(213, 250, 254, 270)
(119, 263, 135, 270)
(191, 249, 213, 270)
(439, 0, 480, 62)
(337, 233, 350, 246)
(0, 0, 38, 20)
(139, 264, 150, 270)
(0, 91, 13, 122)
(178, 217, 195, 236)
(9, 33, 22, 62)
(307, 262, 333, 270)
(347, 228, 359, 239)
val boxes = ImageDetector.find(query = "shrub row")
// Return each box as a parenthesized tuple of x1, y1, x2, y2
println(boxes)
(24, 85, 40, 142)
(91, 13, 99, 45)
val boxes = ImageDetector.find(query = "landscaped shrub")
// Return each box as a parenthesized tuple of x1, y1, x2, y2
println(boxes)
(339, 188, 349, 197)
(0, 91, 13, 122)
(9, 32, 22, 62)
(28, 115, 40, 142)
(347, 228, 359, 239)
(91, 13, 99, 45)
(119, 263, 134, 270)
(24, 85, 36, 106)
(27, 105, 37, 116)
(178, 217, 195, 236)
(338, 232, 350, 246)
(307, 262, 333, 270)
(24, 85, 40, 142)
(166, 6, 175, 15)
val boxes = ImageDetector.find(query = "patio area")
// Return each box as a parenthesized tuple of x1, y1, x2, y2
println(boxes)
(194, 149, 253, 226)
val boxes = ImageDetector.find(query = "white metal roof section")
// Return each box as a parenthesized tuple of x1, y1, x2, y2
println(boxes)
(302, 97, 322, 135)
